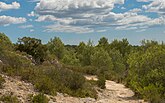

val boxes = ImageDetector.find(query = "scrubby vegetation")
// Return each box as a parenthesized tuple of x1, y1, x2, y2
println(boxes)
(0, 75, 5, 88)
(31, 93, 49, 103)
(0, 94, 19, 103)
(0, 32, 165, 102)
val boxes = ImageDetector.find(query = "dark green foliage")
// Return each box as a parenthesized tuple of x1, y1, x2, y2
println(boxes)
(47, 37, 65, 60)
(0, 75, 5, 88)
(64, 65, 97, 75)
(15, 37, 47, 64)
(97, 75, 106, 89)
(97, 37, 109, 51)
(62, 50, 80, 66)
(91, 48, 113, 78)
(108, 49, 126, 82)
(127, 44, 165, 102)
(76, 41, 94, 66)
(110, 39, 131, 57)
(0, 94, 19, 103)
(31, 93, 49, 103)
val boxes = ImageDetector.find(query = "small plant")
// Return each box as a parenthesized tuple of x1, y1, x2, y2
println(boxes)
(0, 75, 5, 88)
(31, 93, 49, 103)
(0, 94, 19, 103)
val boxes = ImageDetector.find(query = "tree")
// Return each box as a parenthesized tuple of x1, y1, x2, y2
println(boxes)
(110, 39, 131, 57)
(15, 37, 47, 64)
(76, 40, 94, 66)
(97, 37, 109, 51)
(127, 45, 165, 102)
(108, 49, 126, 81)
(91, 48, 113, 78)
(47, 37, 65, 60)
(62, 50, 80, 66)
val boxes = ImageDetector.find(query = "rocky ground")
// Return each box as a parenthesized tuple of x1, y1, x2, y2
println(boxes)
(0, 74, 147, 103)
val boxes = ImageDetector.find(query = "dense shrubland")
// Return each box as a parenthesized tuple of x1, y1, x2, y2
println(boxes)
(0, 33, 165, 102)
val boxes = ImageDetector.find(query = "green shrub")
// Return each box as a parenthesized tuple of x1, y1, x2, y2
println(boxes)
(31, 93, 49, 103)
(0, 75, 5, 88)
(34, 75, 56, 95)
(0, 94, 19, 103)
(97, 75, 106, 89)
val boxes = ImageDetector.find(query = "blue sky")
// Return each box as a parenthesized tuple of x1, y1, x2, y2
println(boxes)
(0, 0, 165, 45)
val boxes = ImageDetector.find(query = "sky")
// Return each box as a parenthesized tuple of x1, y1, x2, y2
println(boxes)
(0, 0, 165, 45)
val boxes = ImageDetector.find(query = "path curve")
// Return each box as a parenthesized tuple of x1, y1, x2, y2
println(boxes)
(85, 75, 147, 103)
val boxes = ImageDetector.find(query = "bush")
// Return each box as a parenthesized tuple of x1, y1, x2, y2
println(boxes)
(34, 75, 56, 95)
(31, 93, 49, 103)
(97, 75, 106, 89)
(0, 94, 19, 103)
(0, 75, 5, 88)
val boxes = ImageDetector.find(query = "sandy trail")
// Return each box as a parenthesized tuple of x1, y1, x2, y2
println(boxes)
(0, 74, 147, 103)
(85, 75, 147, 103)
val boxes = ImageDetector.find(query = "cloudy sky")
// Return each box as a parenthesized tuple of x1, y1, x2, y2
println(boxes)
(0, 0, 165, 45)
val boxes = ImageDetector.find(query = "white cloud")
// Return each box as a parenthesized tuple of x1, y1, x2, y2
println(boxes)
(136, 29, 146, 32)
(128, 8, 142, 13)
(0, 1, 20, 11)
(137, 0, 153, 2)
(0, 15, 26, 26)
(27, 11, 35, 17)
(121, 7, 126, 10)
(117, 14, 151, 25)
(142, 0, 165, 15)
(19, 25, 33, 29)
(115, 13, 165, 30)
(96, 29, 106, 32)
(45, 24, 94, 33)
(30, 0, 165, 33)
(33, 0, 126, 33)
(28, 0, 40, 2)
(30, 29, 34, 32)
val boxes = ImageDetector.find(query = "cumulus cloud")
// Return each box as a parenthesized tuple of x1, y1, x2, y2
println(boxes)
(0, 15, 26, 26)
(31, 0, 165, 33)
(33, 0, 126, 33)
(0, 1, 20, 11)
(44, 24, 94, 33)
(115, 15, 165, 30)
(143, 0, 165, 15)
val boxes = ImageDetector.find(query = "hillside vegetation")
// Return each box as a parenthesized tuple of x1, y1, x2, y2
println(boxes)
(0, 33, 165, 103)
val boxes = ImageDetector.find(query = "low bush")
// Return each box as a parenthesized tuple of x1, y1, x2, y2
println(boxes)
(97, 75, 106, 89)
(0, 75, 5, 88)
(34, 75, 56, 95)
(31, 93, 49, 103)
(0, 94, 19, 103)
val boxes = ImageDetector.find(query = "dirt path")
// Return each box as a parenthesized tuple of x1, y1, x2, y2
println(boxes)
(85, 75, 147, 103)
(0, 74, 147, 103)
